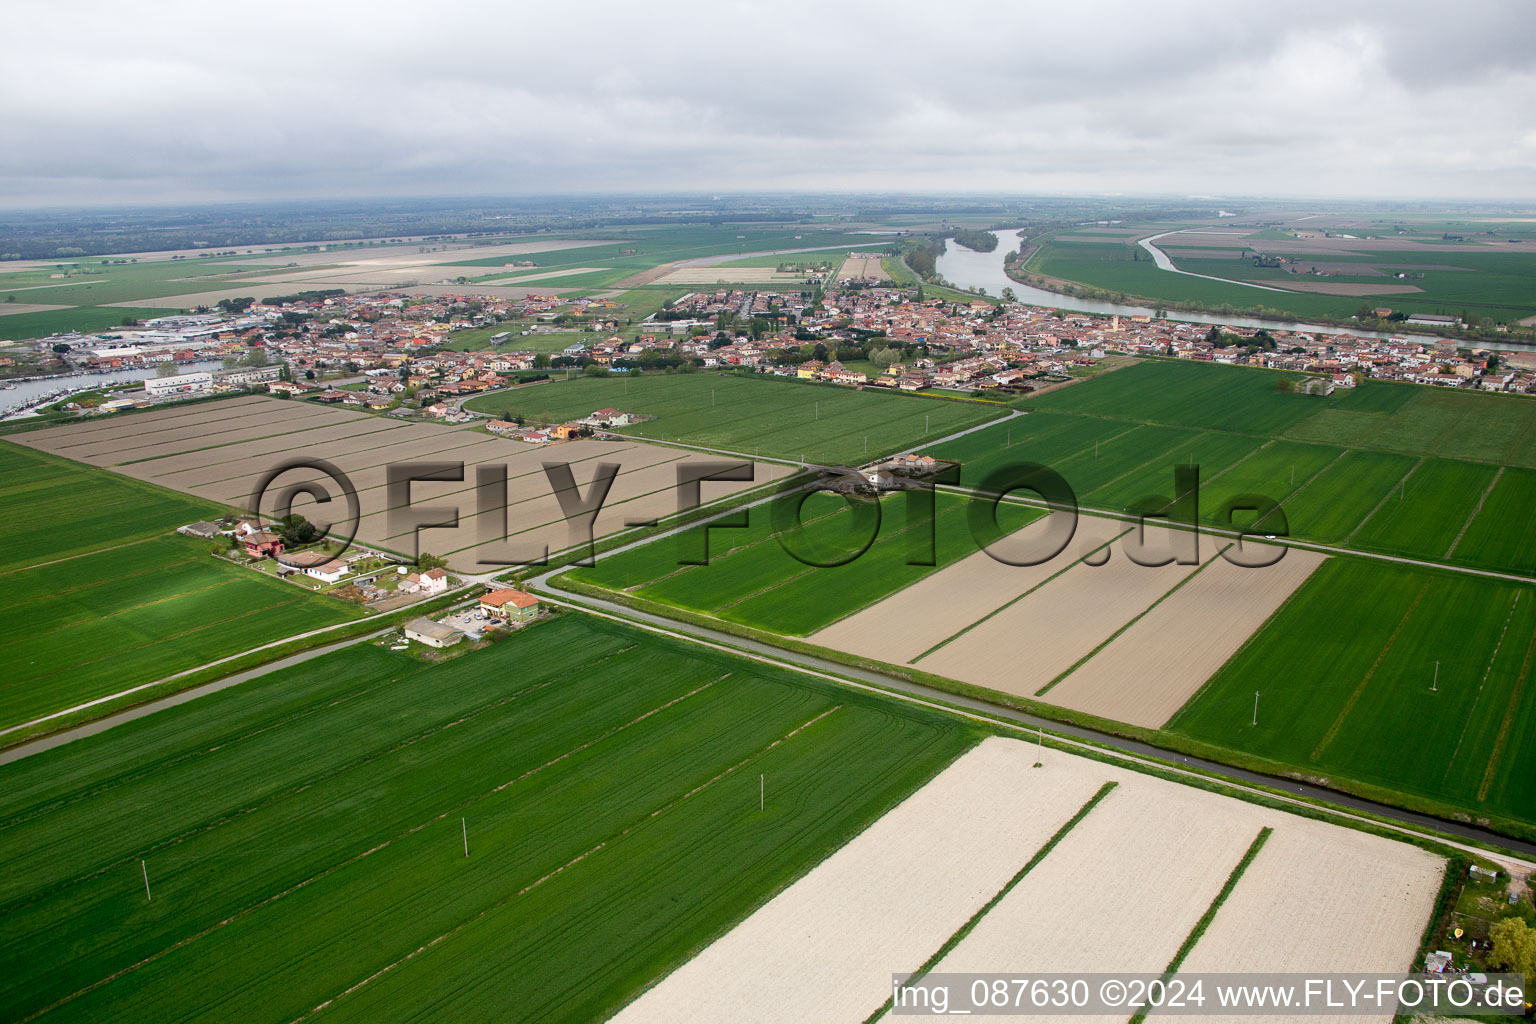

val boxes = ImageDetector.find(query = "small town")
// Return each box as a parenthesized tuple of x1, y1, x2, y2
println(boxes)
(11, 275, 1532, 427)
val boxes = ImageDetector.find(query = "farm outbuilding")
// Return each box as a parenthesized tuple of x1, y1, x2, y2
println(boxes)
(403, 618, 463, 648)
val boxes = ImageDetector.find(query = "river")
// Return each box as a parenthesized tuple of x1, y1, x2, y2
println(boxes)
(1, 358, 225, 418)
(933, 229, 1456, 342)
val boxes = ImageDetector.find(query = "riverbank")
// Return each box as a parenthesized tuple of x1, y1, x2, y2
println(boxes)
(939, 228, 1534, 350)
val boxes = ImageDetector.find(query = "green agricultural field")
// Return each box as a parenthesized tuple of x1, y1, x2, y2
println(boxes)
(1171, 250, 1536, 323)
(0, 613, 975, 1023)
(568, 490, 1040, 636)
(441, 326, 592, 353)
(1190, 439, 1343, 531)
(1030, 234, 1536, 323)
(1027, 359, 1325, 435)
(0, 442, 219, 570)
(1169, 558, 1536, 834)
(462, 371, 1006, 463)
(1274, 449, 1419, 543)
(0, 258, 266, 305)
(1030, 238, 1356, 319)
(0, 442, 361, 729)
(1349, 458, 1499, 559)
(0, 306, 182, 341)
(1447, 468, 1536, 575)
(1284, 384, 1536, 467)
(930, 411, 1136, 490)
(934, 360, 1536, 570)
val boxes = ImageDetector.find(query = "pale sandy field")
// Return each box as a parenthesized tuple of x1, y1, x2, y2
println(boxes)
(653, 267, 810, 285)
(48, 406, 350, 463)
(837, 253, 891, 281)
(622, 737, 1444, 1024)
(219, 238, 608, 269)
(0, 302, 68, 317)
(895, 782, 1272, 1024)
(9, 395, 271, 445)
(114, 417, 424, 478)
(917, 525, 1214, 697)
(1042, 547, 1327, 727)
(1263, 281, 1425, 296)
(809, 514, 1128, 665)
(55, 409, 347, 465)
(610, 738, 1114, 1024)
(17, 397, 780, 568)
(1173, 822, 1444, 1024)
(126, 421, 418, 481)
(105, 286, 380, 309)
(389, 283, 573, 301)
(478, 267, 606, 285)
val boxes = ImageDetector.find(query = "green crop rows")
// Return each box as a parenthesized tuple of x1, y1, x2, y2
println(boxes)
(0, 614, 974, 1022)
(464, 372, 1006, 464)
(926, 360, 1536, 573)
(1169, 558, 1536, 833)
(0, 442, 360, 729)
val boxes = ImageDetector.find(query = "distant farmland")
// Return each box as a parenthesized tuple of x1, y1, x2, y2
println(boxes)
(929, 359, 1536, 572)
(464, 372, 1007, 464)
(0, 614, 974, 1023)
(1029, 230, 1536, 324)
(0, 442, 361, 731)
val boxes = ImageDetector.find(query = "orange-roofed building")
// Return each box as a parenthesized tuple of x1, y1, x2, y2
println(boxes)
(480, 588, 540, 623)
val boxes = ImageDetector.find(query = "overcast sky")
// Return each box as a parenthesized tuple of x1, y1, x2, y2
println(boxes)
(4, 0, 1533, 207)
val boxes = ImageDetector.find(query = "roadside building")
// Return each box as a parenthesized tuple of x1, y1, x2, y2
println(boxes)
(480, 587, 540, 623)
(145, 371, 213, 398)
(403, 617, 464, 649)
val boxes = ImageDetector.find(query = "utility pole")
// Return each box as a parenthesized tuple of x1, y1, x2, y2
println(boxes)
(760, 773, 764, 812)
(1432, 661, 1439, 692)
(462, 817, 469, 857)
(1252, 691, 1260, 727)
(1034, 727, 1043, 767)
(142, 860, 152, 902)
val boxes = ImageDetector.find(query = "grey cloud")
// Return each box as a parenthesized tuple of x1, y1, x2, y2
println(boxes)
(0, 0, 1532, 205)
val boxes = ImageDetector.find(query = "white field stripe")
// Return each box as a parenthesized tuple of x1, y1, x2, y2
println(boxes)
(891, 780, 1268, 1023)
(1042, 546, 1327, 727)
(610, 737, 1111, 1024)
(1171, 822, 1443, 1024)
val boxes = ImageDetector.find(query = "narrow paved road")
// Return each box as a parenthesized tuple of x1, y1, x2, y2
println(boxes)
(524, 566, 1536, 865)
(0, 628, 395, 766)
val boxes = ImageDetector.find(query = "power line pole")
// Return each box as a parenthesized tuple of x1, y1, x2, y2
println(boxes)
(462, 817, 469, 858)
(1432, 660, 1439, 692)
(759, 773, 764, 812)
(142, 860, 152, 902)
(1252, 691, 1260, 727)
